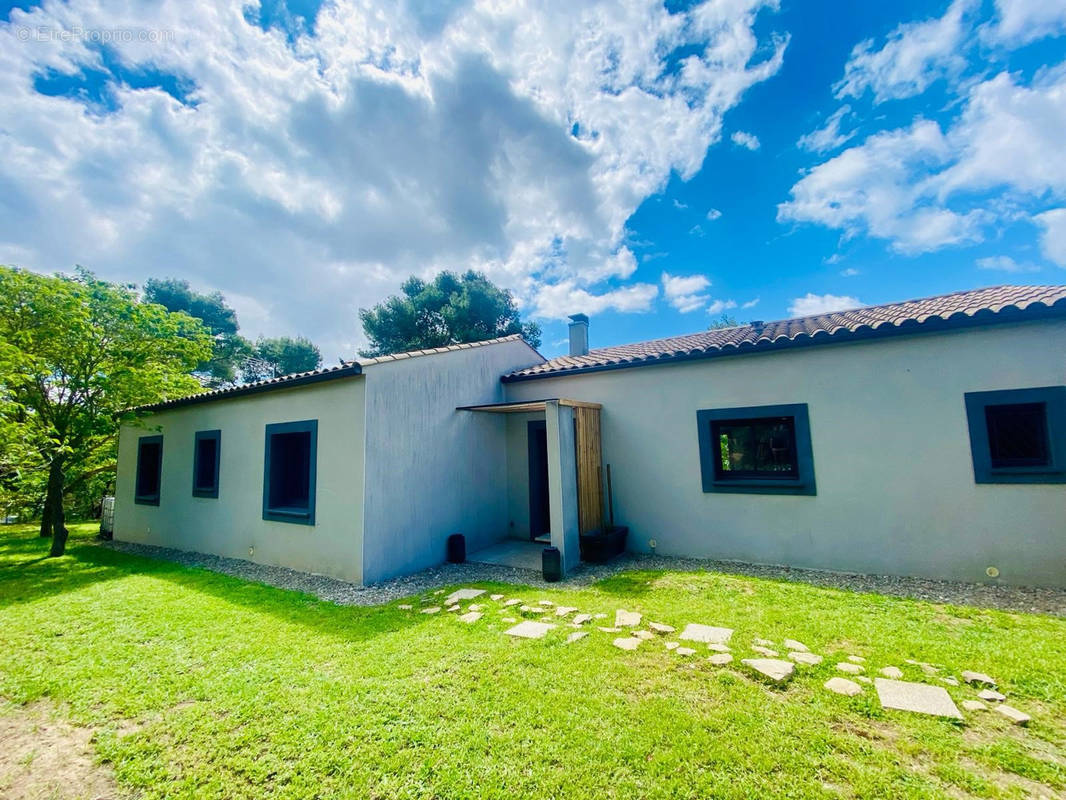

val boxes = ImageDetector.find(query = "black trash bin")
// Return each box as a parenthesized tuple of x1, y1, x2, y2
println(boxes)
(446, 533, 466, 564)
(542, 546, 562, 582)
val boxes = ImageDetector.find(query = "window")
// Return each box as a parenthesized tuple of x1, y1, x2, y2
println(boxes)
(696, 403, 816, 495)
(964, 387, 1066, 484)
(263, 420, 317, 524)
(192, 430, 221, 498)
(134, 435, 163, 505)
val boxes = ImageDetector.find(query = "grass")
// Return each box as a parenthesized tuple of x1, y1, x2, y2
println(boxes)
(1, 524, 1064, 799)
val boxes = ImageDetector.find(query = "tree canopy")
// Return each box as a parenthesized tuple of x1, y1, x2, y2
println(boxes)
(242, 336, 323, 381)
(358, 271, 541, 357)
(0, 267, 212, 554)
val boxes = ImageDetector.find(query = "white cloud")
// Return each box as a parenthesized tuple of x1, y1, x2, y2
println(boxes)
(839, 267, 860, 277)
(662, 271, 711, 313)
(984, 0, 1066, 45)
(673, 199, 689, 210)
(976, 255, 1041, 272)
(731, 130, 761, 150)
(797, 105, 854, 153)
(835, 0, 977, 103)
(788, 293, 863, 317)
(0, 0, 787, 355)
(741, 297, 760, 308)
(689, 224, 706, 237)
(706, 208, 722, 220)
(780, 67, 1066, 254)
(1036, 208, 1066, 266)
(707, 298, 738, 314)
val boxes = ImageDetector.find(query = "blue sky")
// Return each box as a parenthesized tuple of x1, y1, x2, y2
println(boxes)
(1, 0, 1064, 360)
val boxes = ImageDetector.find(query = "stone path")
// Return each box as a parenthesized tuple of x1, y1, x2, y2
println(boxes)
(874, 678, 962, 719)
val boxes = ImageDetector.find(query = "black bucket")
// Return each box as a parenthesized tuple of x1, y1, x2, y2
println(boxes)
(542, 546, 562, 582)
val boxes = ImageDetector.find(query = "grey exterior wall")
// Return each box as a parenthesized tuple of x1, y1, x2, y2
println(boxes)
(503, 320, 1066, 587)
(113, 377, 367, 582)
(360, 339, 543, 584)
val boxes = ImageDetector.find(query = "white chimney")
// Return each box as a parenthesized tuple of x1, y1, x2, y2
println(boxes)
(568, 313, 589, 356)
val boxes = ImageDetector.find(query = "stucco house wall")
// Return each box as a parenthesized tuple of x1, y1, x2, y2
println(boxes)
(113, 377, 367, 582)
(502, 320, 1066, 586)
(359, 338, 543, 583)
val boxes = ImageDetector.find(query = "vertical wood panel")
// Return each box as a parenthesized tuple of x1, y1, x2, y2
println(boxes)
(574, 407, 603, 534)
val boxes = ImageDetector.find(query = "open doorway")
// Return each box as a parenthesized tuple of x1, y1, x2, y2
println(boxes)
(527, 420, 550, 542)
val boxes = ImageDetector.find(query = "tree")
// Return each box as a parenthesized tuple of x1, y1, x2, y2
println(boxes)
(143, 278, 253, 387)
(0, 267, 212, 555)
(708, 313, 740, 330)
(241, 336, 322, 382)
(358, 270, 541, 357)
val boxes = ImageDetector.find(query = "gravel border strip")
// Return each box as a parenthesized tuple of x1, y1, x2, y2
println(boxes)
(99, 540, 1066, 616)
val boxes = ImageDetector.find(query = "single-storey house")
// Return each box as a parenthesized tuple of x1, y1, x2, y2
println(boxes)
(114, 284, 1066, 587)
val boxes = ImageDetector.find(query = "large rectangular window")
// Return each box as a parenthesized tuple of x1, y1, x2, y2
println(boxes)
(263, 420, 317, 524)
(697, 404, 816, 495)
(965, 387, 1065, 484)
(134, 435, 163, 505)
(192, 429, 221, 498)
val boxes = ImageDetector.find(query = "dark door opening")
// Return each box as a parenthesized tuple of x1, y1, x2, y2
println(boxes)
(528, 420, 550, 542)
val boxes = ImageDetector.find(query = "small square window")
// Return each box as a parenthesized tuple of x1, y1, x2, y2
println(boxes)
(965, 387, 1066, 484)
(193, 430, 221, 498)
(263, 420, 317, 524)
(134, 435, 163, 505)
(697, 404, 816, 495)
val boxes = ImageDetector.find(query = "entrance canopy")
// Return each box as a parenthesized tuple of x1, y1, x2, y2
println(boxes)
(456, 398, 604, 575)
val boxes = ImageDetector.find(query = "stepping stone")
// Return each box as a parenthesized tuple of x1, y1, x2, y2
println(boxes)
(504, 599, 522, 607)
(708, 653, 733, 666)
(921, 664, 938, 676)
(572, 614, 592, 625)
(554, 606, 578, 616)
(742, 658, 795, 683)
(506, 621, 555, 639)
(961, 700, 987, 712)
(790, 652, 823, 666)
(538, 600, 555, 607)
(446, 605, 461, 613)
(675, 647, 697, 656)
(648, 622, 675, 634)
(783, 639, 809, 653)
(994, 704, 1030, 726)
(825, 677, 862, 696)
(445, 588, 485, 604)
(459, 611, 483, 624)
(566, 631, 589, 644)
(874, 678, 962, 719)
(856, 676, 872, 684)
(837, 662, 864, 675)
(847, 655, 866, 664)
(754, 638, 774, 647)
(679, 624, 733, 645)
(615, 610, 642, 627)
(397, 604, 412, 610)
(598, 627, 622, 633)
(961, 670, 996, 687)
(468, 604, 484, 612)
(978, 688, 1006, 702)
(941, 677, 959, 686)
(422, 607, 441, 614)
(501, 617, 517, 623)
(433, 589, 444, 595)
(752, 645, 779, 657)
(490, 594, 504, 601)
(665, 642, 679, 651)
(594, 613, 608, 619)
(519, 605, 549, 614)
(613, 637, 641, 651)
(707, 643, 732, 653)
(880, 666, 904, 679)
(632, 630, 655, 640)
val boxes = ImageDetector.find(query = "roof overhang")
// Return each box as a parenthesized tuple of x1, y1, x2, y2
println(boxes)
(457, 398, 602, 413)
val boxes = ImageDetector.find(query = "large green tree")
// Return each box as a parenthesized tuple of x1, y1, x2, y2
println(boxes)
(358, 270, 541, 358)
(241, 336, 322, 382)
(143, 278, 253, 387)
(0, 267, 212, 555)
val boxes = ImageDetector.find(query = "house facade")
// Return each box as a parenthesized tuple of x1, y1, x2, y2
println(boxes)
(114, 285, 1066, 587)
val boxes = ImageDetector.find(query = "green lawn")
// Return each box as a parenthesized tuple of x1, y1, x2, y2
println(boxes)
(1, 525, 1064, 799)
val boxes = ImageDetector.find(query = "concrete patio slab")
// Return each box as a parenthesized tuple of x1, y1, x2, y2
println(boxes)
(874, 678, 962, 719)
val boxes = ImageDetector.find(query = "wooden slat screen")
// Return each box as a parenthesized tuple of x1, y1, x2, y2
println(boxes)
(574, 406, 604, 534)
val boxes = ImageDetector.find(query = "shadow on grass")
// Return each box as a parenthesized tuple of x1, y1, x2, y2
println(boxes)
(0, 530, 436, 648)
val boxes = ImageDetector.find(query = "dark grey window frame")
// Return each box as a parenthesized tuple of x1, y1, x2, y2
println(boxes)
(964, 386, 1066, 484)
(696, 403, 816, 495)
(134, 434, 163, 506)
(192, 429, 221, 498)
(262, 419, 318, 525)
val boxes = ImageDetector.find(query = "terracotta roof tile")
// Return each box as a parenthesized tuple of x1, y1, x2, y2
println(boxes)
(504, 285, 1066, 381)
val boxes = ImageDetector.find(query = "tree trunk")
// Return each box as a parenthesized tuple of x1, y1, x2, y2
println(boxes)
(45, 456, 68, 557)
(39, 503, 52, 537)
